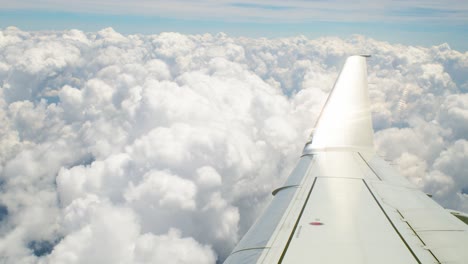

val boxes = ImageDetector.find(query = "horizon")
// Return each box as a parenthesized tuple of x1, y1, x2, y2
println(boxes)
(1, 0, 467, 51)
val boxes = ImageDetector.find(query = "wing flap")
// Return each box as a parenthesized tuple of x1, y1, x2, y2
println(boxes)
(419, 231, 468, 263)
(279, 177, 420, 264)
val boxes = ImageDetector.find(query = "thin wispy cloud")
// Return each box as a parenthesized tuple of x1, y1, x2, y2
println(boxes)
(1, 0, 467, 50)
(0, 0, 467, 23)
(229, 3, 295, 11)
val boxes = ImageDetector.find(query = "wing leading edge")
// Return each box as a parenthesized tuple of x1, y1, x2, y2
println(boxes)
(223, 55, 468, 264)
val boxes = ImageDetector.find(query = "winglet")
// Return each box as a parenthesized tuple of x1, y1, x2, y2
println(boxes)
(303, 55, 374, 154)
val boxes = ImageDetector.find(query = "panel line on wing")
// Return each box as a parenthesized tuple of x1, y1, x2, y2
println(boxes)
(277, 177, 318, 264)
(229, 247, 271, 255)
(395, 210, 442, 264)
(416, 230, 466, 232)
(272, 185, 299, 196)
(362, 179, 422, 264)
(358, 152, 382, 180)
(314, 176, 368, 180)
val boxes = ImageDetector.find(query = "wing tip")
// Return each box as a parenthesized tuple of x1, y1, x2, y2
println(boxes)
(305, 53, 374, 153)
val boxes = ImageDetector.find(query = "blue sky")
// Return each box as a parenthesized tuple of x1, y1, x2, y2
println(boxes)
(0, 0, 467, 51)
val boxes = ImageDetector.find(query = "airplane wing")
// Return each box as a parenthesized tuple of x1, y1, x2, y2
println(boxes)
(223, 55, 468, 264)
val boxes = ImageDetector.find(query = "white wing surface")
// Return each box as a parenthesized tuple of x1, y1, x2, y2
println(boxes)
(223, 55, 468, 264)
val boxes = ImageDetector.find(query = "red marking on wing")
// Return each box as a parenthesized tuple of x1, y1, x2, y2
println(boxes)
(309, 222, 324, 226)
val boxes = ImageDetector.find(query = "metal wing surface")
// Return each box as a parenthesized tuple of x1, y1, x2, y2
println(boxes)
(223, 55, 468, 264)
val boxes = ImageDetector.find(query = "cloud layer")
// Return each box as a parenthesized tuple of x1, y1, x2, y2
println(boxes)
(0, 27, 467, 263)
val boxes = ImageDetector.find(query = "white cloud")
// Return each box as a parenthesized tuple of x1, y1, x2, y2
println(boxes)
(125, 170, 197, 210)
(196, 166, 222, 188)
(131, 228, 216, 264)
(47, 196, 216, 264)
(0, 27, 467, 263)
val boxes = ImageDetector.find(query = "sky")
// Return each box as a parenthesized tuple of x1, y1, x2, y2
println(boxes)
(0, 0, 467, 51)
(0, 1, 468, 264)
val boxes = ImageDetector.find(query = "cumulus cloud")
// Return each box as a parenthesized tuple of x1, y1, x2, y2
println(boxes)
(0, 26, 467, 263)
